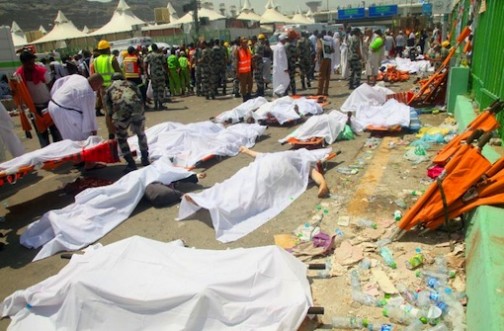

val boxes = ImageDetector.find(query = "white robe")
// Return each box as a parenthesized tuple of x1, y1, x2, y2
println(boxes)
(0, 103, 24, 162)
(177, 148, 331, 243)
(48, 75, 97, 141)
(332, 35, 341, 71)
(340, 36, 350, 79)
(272, 43, 290, 96)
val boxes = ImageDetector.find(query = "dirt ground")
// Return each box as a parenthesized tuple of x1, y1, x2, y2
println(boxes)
(0, 78, 466, 330)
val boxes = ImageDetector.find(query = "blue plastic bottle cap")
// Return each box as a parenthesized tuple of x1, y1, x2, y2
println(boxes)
(380, 324, 393, 331)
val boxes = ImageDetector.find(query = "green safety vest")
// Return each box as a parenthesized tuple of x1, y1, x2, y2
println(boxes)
(94, 55, 114, 87)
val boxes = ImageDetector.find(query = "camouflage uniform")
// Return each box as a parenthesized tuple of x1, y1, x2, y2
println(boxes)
(253, 40, 265, 96)
(285, 40, 298, 95)
(348, 34, 363, 89)
(105, 79, 149, 172)
(230, 45, 240, 97)
(209, 44, 222, 98)
(297, 36, 312, 90)
(144, 52, 166, 106)
(218, 44, 227, 95)
(194, 48, 203, 96)
(200, 47, 211, 99)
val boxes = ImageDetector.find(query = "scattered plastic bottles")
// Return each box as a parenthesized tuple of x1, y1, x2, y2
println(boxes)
(404, 319, 424, 331)
(393, 210, 402, 221)
(394, 199, 407, 209)
(396, 283, 416, 304)
(380, 247, 397, 269)
(337, 166, 359, 175)
(356, 219, 378, 229)
(376, 238, 392, 248)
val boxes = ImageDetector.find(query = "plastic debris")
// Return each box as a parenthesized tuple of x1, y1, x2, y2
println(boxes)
(380, 246, 397, 269)
(337, 166, 359, 175)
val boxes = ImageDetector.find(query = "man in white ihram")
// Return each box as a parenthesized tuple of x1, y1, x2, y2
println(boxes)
(48, 73, 104, 169)
(272, 33, 290, 97)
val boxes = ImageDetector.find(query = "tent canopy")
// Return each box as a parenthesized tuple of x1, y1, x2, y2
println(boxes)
(11, 21, 27, 47)
(260, 0, 292, 24)
(32, 11, 87, 44)
(90, 0, 145, 36)
(167, 2, 179, 22)
(236, 0, 262, 21)
(291, 7, 313, 24)
(175, 7, 226, 24)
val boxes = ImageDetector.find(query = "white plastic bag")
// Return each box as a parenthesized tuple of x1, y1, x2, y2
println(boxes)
(146, 80, 153, 99)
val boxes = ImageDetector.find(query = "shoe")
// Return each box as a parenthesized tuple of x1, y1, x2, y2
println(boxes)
(123, 164, 138, 174)
(141, 151, 150, 166)
(234, 93, 241, 98)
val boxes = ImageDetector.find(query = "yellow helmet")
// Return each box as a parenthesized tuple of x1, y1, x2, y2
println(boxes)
(258, 33, 266, 40)
(442, 40, 450, 48)
(224, 41, 230, 47)
(97, 39, 110, 50)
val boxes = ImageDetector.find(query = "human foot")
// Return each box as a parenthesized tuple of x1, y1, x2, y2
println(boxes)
(317, 183, 330, 198)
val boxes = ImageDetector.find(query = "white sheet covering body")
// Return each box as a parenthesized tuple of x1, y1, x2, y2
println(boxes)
(0, 136, 104, 174)
(0, 103, 24, 161)
(253, 96, 323, 125)
(353, 98, 411, 132)
(127, 121, 266, 168)
(178, 148, 331, 243)
(340, 83, 394, 114)
(1, 236, 313, 331)
(388, 57, 433, 73)
(214, 97, 268, 124)
(20, 156, 194, 261)
(279, 110, 348, 144)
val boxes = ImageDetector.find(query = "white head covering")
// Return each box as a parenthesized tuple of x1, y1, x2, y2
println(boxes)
(278, 33, 287, 41)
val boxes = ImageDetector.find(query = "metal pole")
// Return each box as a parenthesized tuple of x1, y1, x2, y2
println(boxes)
(193, 0, 200, 37)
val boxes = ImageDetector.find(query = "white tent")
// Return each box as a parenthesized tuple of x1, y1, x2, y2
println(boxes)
(90, 0, 145, 36)
(305, 9, 315, 23)
(38, 25, 47, 34)
(82, 25, 89, 34)
(32, 11, 87, 44)
(260, 0, 292, 24)
(236, 0, 262, 21)
(11, 21, 27, 47)
(167, 2, 179, 23)
(175, 7, 226, 24)
(291, 7, 313, 24)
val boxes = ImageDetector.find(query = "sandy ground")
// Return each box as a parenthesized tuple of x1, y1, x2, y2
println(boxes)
(0, 77, 466, 330)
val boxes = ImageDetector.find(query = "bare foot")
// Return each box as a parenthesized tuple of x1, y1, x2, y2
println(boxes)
(184, 194, 198, 206)
(197, 173, 207, 180)
(317, 183, 330, 198)
(239, 146, 249, 154)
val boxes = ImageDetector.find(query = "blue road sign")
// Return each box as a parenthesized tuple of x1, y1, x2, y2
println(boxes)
(422, 3, 433, 15)
(368, 5, 399, 17)
(338, 7, 366, 20)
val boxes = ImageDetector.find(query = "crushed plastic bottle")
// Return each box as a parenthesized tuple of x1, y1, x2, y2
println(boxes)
(337, 166, 359, 175)
(356, 219, 378, 229)
(425, 323, 450, 331)
(359, 258, 372, 270)
(396, 283, 415, 304)
(406, 253, 424, 270)
(376, 238, 392, 248)
(404, 319, 424, 331)
(394, 199, 407, 209)
(331, 316, 369, 329)
(380, 247, 397, 269)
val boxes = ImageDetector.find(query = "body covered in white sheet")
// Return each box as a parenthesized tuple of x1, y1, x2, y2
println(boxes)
(20, 156, 194, 261)
(279, 110, 348, 145)
(177, 148, 331, 243)
(1, 236, 313, 331)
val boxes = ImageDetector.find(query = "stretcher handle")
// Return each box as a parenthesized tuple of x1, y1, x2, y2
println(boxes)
(465, 129, 484, 144)
(478, 132, 493, 150)
(307, 307, 325, 315)
(489, 99, 503, 114)
(308, 263, 327, 270)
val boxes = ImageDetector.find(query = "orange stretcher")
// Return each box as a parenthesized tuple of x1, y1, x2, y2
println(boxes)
(0, 140, 120, 187)
(377, 66, 410, 83)
(285, 137, 326, 149)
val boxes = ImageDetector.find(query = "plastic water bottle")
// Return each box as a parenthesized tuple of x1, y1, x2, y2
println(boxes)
(404, 319, 424, 331)
(425, 323, 449, 331)
(359, 258, 372, 270)
(331, 316, 367, 329)
(393, 210, 402, 221)
(416, 290, 431, 309)
(352, 291, 378, 306)
(356, 219, 378, 229)
(406, 253, 424, 270)
(396, 283, 415, 304)
(380, 247, 397, 269)
(350, 269, 361, 291)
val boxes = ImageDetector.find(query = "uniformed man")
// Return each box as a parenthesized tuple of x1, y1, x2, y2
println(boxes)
(209, 40, 222, 99)
(144, 43, 168, 110)
(253, 34, 266, 97)
(193, 42, 203, 96)
(104, 74, 149, 174)
(200, 41, 212, 100)
(92, 39, 122, 138)
(285, 30, 299, 96)
(297, 31, 312, 90)
(122, 46, 146, 105)
(229, 38, 241, 98)
(217, 39, 228, 96)
(348, 28, 363, 90)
